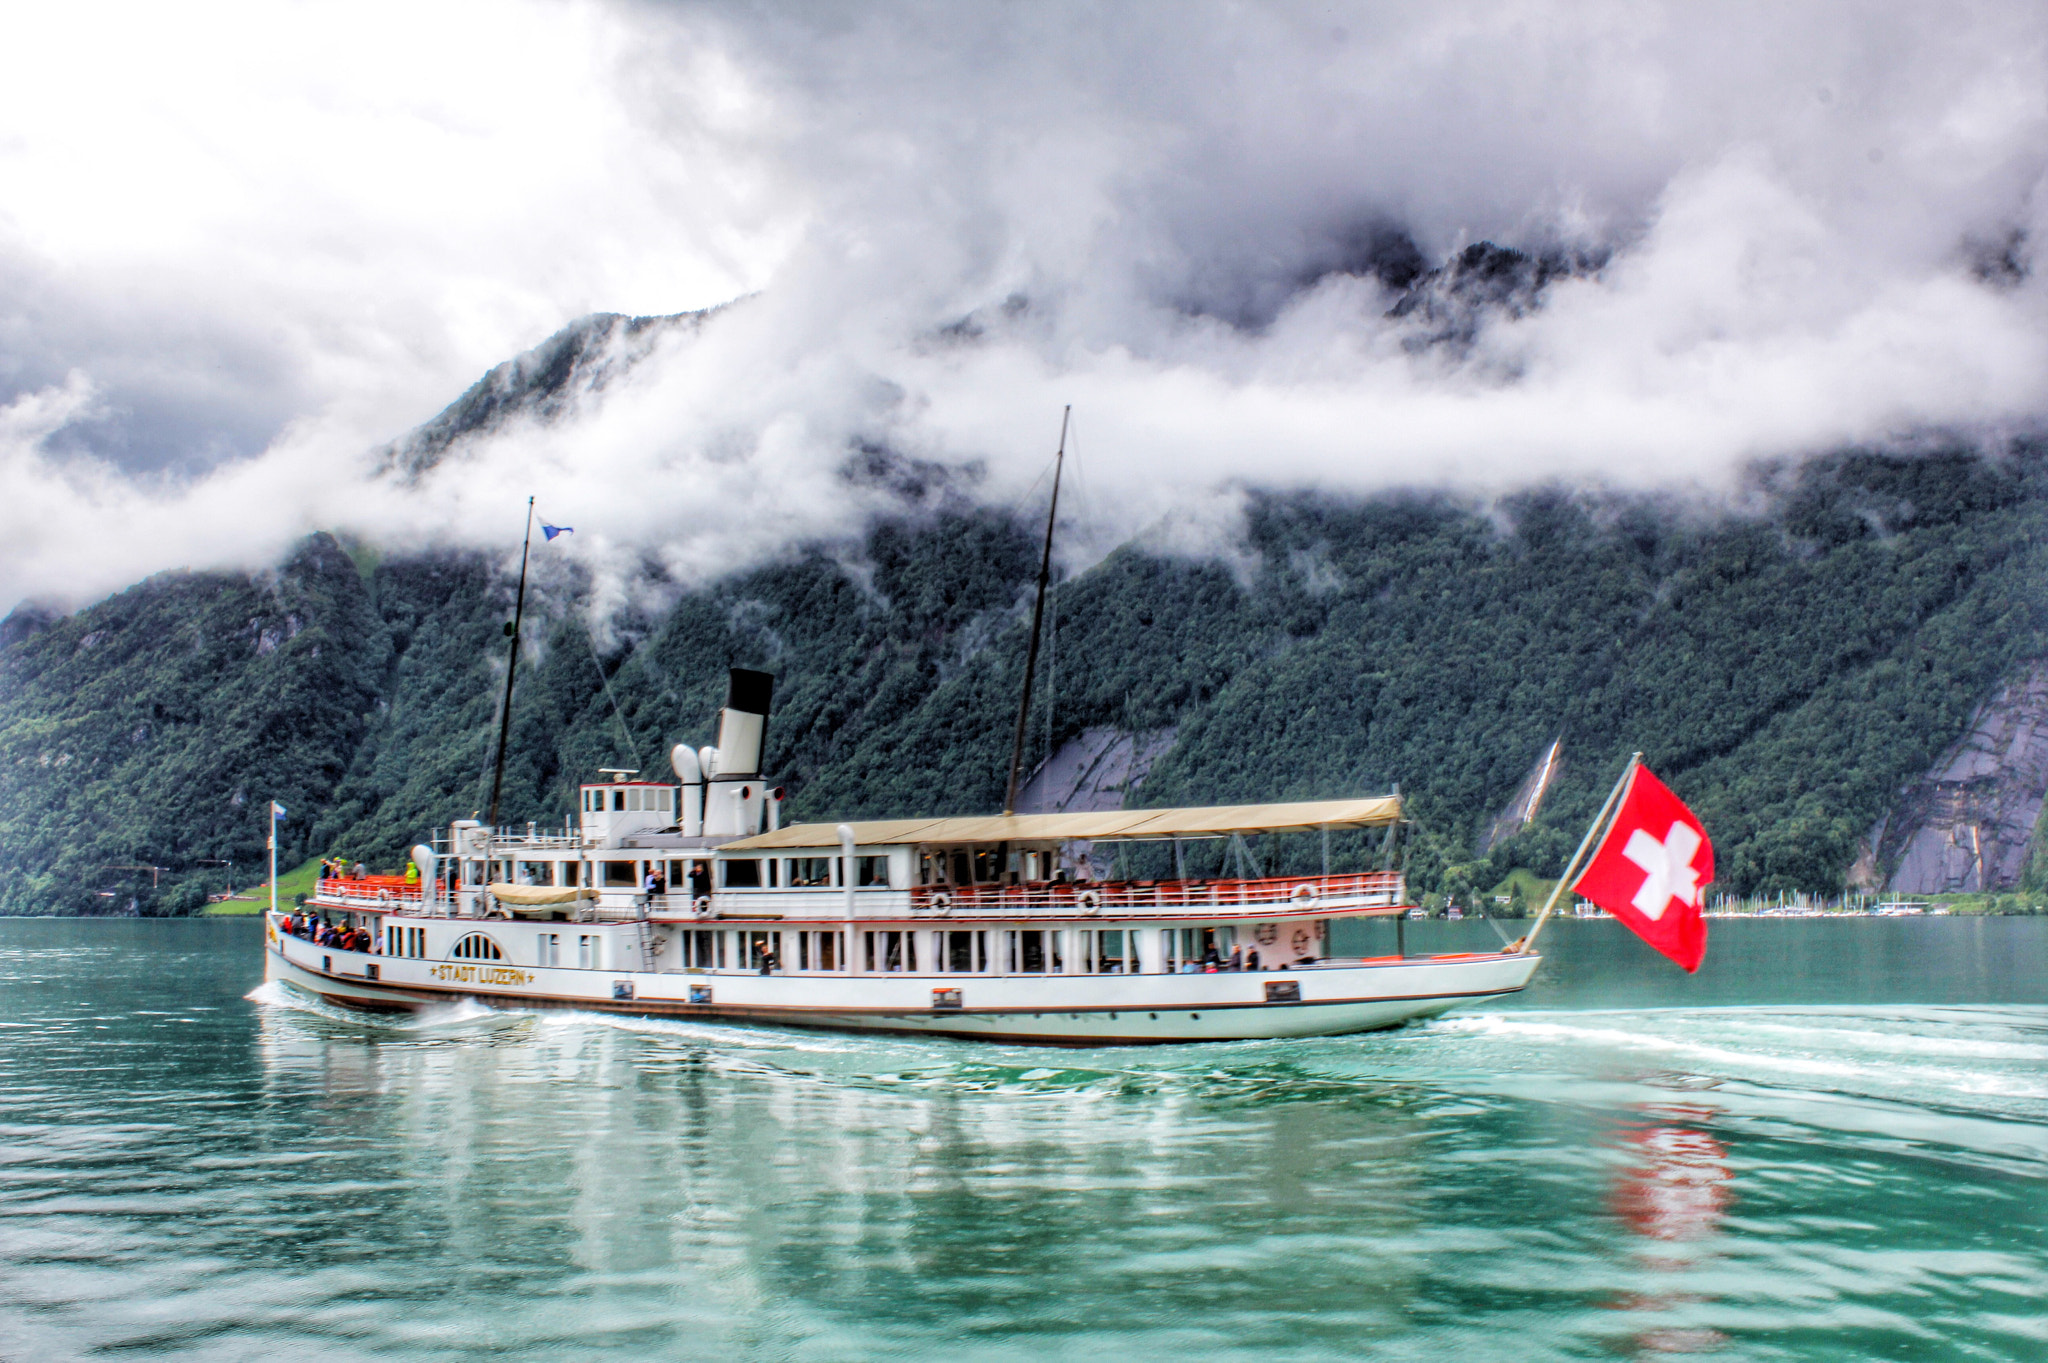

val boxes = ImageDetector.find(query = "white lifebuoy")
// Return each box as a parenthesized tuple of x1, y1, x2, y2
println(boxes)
(1291, 883, 1317, 907)
(378, 889, 393, 905)
(928, 892, 951, 914)
(692, 896, 712, 917)
(1078, 889, 1102, 914)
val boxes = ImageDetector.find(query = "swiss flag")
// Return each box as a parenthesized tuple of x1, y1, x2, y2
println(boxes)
(1573, 764, 1712, 973)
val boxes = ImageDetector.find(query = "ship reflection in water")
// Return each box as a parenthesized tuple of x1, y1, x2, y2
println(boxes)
(253, 990, 1447, 1349)
(1608, 1108, 1734, 1356)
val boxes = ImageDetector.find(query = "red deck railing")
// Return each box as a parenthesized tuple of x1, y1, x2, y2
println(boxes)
(316, 876, 426, 902)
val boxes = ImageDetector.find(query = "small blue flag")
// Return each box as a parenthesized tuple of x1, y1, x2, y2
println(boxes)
(271, 801, 288, 820)
(541, 523, 573, 541)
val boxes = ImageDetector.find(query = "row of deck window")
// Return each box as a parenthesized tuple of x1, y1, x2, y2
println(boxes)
(663, 926, 1285, 974)
(580, 786, 675, 814)
(440, 849, 1084, 894)
(376, 923, 1312, 972)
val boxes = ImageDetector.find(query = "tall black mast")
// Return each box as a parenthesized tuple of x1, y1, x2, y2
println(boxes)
(1003, 407, 1069, 816)
(486, 496, 536, 829)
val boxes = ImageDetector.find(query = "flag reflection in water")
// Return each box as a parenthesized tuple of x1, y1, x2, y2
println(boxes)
(1607, 1108, 1733, 1356)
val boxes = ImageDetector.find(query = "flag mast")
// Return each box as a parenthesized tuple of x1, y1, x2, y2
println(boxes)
(487, 497, 537, 831)
(1514, 751, 1640, 955)
(1002, 406, 1069, 817)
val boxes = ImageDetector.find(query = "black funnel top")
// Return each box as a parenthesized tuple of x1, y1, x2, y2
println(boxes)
(727, 668, 774, 716)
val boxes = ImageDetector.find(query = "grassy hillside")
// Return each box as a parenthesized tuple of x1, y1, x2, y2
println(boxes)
(5, 446, 2047, 913)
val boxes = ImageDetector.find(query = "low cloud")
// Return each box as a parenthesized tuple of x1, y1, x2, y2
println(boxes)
(4, 1, 2047, 613)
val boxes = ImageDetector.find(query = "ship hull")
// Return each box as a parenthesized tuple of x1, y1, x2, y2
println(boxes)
(264, 930, 1539, 1044)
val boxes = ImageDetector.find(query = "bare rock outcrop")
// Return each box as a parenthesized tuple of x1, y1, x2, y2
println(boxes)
(1872, 661, 2048, 893)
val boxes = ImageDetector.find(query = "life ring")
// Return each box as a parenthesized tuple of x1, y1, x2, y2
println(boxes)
(1290, 883, 1317, 907)
(1078, 889, 1102, 914)
(691, 896, 712, 917)
(377, 889, 393, 905)
(1254, 923, 1278, 946)
(928, 892, 951, 914)
(1291, 927, 1312, 955)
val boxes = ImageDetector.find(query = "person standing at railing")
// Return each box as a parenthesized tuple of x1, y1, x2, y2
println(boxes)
(405, 861, 421, 892)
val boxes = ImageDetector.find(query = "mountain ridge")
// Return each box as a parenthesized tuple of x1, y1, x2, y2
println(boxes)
(7, 240, 2048, 914)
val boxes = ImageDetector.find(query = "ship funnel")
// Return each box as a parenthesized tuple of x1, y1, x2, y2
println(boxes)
(671, 743, 704, 837)
(715, 668, 773, 776)
(702, 668, 775, 838)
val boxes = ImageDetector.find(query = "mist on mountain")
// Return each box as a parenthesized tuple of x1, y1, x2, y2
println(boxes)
(3, 2, 2047, 615)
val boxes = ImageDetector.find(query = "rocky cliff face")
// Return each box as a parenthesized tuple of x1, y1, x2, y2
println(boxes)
(1869, 661, 2048, 893)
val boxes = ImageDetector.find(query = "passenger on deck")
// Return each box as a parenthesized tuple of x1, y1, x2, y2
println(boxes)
(1226, 945, 1243, 971)
(1245, 947, 1261, 971)
(405, 861, 420, 888)
(689, 861, 711, 899)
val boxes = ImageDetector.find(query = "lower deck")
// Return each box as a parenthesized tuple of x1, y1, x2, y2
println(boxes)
(265, 913, 1540, 1044)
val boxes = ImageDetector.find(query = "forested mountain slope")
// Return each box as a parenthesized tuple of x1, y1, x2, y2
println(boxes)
(6, 445, 2048, 914)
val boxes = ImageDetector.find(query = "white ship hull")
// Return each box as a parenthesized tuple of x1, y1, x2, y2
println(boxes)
(265, 924, 1539, 1044)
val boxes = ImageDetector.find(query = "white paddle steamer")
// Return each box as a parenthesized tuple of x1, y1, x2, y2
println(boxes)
(266, 667, 1540, 1042)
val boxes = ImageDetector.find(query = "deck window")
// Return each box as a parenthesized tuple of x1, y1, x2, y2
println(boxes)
(1006, 929, 1061, 974)
(603, 861, 639, 888)
(1081, 930, 1132, 974)
(1166, 926, 1238, 970)
(578, 934, 597, 970)
(721, 859, 762, 888)
(857, 855, 889, 888)
(943, 930, 985, 973)
(537, 933, 559, 967)
(744, 932, 782, 971)
(450, 933, 504, 962)
(789, 857, 835, 887)
(683, 930, 723, 969)
(864, 930, 917, 972)
(797, 931, 840, 971)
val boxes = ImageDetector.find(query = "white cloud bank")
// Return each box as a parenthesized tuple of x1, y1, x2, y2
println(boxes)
(3, 1, 2047, 612)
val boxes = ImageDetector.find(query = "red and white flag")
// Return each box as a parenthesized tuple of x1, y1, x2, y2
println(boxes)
(1573, 764, 1713, 973)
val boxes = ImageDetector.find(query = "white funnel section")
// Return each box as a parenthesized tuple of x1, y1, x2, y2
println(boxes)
(714, 668, 774, 777)
(410, 844, 438, 907)
(671, 744, 704, 837)
(702, 779, 764, 839)
(715, 709, 765, 776)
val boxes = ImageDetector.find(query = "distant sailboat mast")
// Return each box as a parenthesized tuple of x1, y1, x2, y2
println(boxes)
(1002, 407, 1070, 816)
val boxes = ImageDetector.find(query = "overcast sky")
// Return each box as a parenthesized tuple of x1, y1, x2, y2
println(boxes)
(3, 1, 2046, 613)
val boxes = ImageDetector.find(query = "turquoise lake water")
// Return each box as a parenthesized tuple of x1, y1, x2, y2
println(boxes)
(1, 916, 2043, 1361)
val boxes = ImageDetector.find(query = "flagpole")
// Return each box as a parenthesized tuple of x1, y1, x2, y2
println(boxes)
(268, 806, 278, 921)
(1515, 751, 1641, 955)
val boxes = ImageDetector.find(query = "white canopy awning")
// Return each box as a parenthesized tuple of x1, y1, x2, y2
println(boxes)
(719, 796, 1403, 852)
